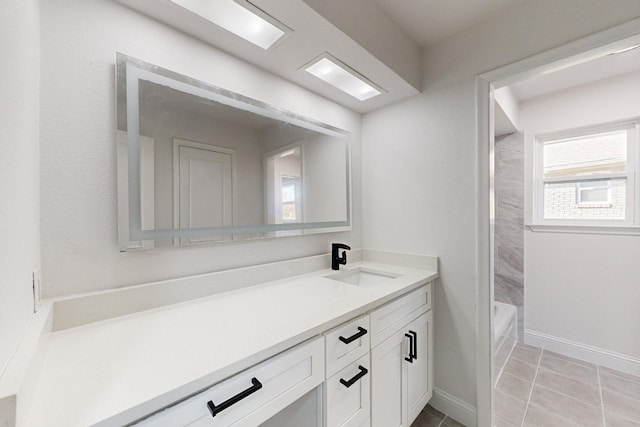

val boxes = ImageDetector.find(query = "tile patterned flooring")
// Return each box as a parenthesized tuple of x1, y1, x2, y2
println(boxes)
(411, 404, 466, 427)
(496, 343, 640, 426)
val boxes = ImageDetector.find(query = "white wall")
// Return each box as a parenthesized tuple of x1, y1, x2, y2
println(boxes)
(519, 70, 640, 134)
(520, 71, 640, 359)
(362, 0, 640, 411)
(39, 0, 362, 298)
(525, 233, 640, 357)
(363, 81, 479, 407)
(494, 86, 520, 136)
(0, 0, 40, 375)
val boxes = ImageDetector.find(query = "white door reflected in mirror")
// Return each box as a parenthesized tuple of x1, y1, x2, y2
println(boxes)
(173, 139, 236, 245)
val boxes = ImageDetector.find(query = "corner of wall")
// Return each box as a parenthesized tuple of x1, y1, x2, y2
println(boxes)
(0, 0, 41, 380)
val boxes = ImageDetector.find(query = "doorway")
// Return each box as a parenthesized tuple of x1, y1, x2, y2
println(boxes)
(475, 22, 640, 427)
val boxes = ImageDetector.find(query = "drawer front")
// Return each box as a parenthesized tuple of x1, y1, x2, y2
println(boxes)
(370, 284, 431, 348)
(325, 354, 371, 427)
(135, 337, 324, 427)
(325, 315, 370, 378)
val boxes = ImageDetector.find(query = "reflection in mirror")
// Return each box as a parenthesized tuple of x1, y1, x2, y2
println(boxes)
(116, 54, 350, 249)
(266, 146, 302, 228)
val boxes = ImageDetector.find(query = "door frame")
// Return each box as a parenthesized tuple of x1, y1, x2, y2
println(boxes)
(474, 18, 640, 427)
(172, 138, 238, 244)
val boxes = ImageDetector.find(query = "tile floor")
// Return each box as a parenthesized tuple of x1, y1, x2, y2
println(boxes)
(495, 343, 640, 426)
(412, 404, 466, 427)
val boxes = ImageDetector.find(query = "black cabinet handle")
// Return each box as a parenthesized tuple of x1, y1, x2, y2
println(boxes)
(409, 330, 418, 360)
(340, 365, 368, 388)
(404, 333, 414, 363)
(207, 377, 262, 418)
(339, 326, 367, 344)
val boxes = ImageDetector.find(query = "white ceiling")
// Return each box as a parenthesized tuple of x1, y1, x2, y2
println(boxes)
(118, 0, 422, 113)
(118, 0, 529, 113)
(125, 0, 638, 115)
(372, 0, 525, 47)
(509, 45, 640, 101)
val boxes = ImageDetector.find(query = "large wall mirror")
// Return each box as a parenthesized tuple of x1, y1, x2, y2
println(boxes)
(116, 54, 351, 250)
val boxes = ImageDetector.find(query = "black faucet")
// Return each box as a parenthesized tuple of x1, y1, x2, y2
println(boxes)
(331, 243, 351, 270)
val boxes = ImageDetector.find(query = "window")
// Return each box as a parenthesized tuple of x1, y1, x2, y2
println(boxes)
(281, 175, 297, 222)
(533, 119, 639, 226)
(576, 181, 611, 206)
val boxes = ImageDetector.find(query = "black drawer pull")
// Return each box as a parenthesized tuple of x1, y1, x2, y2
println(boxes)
(339, 326, 367, 344)
(409, 330, 418, 360)
(339, 365, 368, 388)
(405, 333, 414, 363)
(207, 377, 262, 418)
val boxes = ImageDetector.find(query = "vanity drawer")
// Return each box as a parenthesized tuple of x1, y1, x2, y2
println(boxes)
(135, 337, 324, 427)
(325, 354, 371, 427)
(369, 284, 431, 348)
(325, 315, 370, 378)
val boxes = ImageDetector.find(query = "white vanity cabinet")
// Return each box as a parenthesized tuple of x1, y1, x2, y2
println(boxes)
(134, 337, 324, 426)
(370, 284, 433, 427)
(132, 285, 432, 427)
(23, 254, 439, 427)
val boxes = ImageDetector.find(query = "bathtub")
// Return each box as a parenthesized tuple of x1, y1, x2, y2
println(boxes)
(493, 301, 517, 385)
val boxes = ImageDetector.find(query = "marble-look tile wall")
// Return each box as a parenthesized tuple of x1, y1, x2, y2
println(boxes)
(494, 132, 524, 340)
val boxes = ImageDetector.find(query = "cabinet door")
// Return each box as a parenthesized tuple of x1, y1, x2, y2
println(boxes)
(406, 311, 433, 425)
(325, 354, 371, 427)
(371, 328, 409, 427)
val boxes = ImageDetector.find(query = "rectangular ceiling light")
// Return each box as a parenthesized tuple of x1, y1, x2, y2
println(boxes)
(304, 54, 384, 101)
(171, 0, 290, 50)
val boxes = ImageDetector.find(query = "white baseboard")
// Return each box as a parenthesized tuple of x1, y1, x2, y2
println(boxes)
(429, 387, 476, 427)
(525, 329, 640, 377)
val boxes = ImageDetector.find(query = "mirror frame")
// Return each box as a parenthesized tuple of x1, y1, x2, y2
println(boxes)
(116, 53, 351, 247)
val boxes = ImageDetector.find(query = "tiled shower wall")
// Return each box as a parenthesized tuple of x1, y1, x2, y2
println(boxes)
(494, 132, 524, 340)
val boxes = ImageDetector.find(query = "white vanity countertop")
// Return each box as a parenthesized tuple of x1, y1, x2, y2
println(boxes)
(26, 261, 437, 426)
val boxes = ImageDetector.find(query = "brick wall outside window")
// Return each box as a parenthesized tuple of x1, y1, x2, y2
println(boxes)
(543, 180, 625, 219)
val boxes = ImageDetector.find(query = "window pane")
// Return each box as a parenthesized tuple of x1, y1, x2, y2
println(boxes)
(578, 181, 610, 204)
(281, 176, 296, 203)
(543, 131, 627, 178)
(282, 202, 296, 221)
(543, 178, 626, 220)
(580, 187, 609, 203)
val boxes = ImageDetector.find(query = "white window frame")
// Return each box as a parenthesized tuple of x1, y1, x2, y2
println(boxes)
(529, 118, 640, 232)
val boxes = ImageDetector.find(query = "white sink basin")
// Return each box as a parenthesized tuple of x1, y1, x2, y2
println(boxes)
(324, 267, 400, 288)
